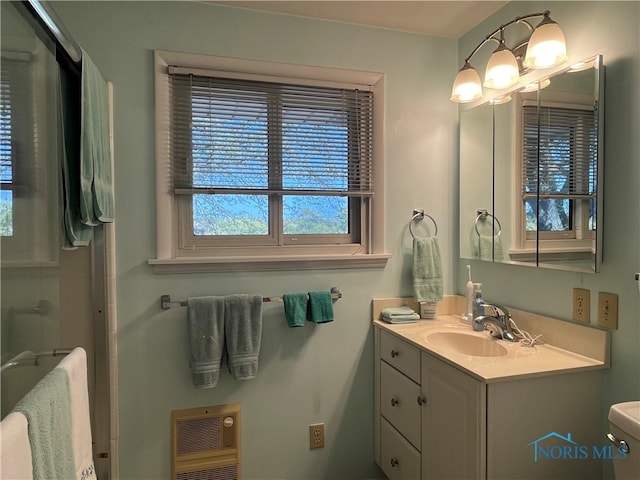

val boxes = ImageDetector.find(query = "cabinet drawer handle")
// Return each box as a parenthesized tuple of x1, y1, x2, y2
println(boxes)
(417, 395, 427, 406)
(390, 458, 399, 468)
(390, 397, 399, 407)
(390, 349, 399, 358)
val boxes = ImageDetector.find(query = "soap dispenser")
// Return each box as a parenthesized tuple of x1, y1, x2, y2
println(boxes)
(472, 283, 485, 331)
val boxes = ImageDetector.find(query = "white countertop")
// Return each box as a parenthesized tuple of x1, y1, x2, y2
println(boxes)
(374, 315, 608, 383)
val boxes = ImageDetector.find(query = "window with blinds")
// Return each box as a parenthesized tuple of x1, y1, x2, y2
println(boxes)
(521, 103, 597, 237)
(168, 71, 373, 246)
(0, 69, 12, 236)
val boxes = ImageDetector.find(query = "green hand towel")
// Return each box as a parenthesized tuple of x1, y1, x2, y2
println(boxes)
(187, 296, 225, 388)
(224, 294, 263, 380)
(474, 234, 504, 261)
(308, 291, 334, 324)
(283, 293, 308, 327)
(13, 368, 76, 480)
(413, 236, 443, 303)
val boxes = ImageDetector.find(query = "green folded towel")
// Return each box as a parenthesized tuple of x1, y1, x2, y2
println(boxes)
(381, 306, 420, 323)
(381, 306, 417, 317)
(381, 314, 419, 324)
(283, 293, 308, 327)
(13, 368, 76, 480)
(308, 291, 334, 324)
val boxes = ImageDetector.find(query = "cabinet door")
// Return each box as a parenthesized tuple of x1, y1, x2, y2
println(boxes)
(421, 353, 486, 480)
(381, 361, 422, 450)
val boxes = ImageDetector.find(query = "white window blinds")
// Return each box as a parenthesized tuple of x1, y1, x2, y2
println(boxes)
(168, 71, 374, 198)
(0, 68, 11, 190)
(522, 104, 597, 199)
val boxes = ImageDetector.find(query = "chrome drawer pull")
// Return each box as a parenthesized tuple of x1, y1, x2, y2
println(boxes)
(391, 397, 399, 407)
(417, 395, 427, 405)
(607, 433, 630, 454)
(390, 458, 399, 468)
(390, 349, 399, 358)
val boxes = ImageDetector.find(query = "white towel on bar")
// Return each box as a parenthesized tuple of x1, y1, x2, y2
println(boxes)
(0, 411, 33, 479)
(56, 347, 97, 480)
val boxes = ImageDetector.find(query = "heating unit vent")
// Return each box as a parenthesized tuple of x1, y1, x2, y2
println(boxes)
(172, 403, 240, 480)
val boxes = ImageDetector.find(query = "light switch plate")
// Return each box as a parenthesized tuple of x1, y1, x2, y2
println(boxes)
(597, 292, 618, 329)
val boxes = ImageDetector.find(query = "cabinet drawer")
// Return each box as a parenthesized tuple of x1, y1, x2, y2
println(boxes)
(380, 361, 421, 450)
(380, 417, 420, 480)
(380, 330, 420, 382)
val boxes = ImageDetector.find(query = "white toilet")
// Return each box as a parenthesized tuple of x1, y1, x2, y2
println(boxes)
(608, 401, 640, 479)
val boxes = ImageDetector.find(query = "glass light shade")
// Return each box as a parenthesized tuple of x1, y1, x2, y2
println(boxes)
(484, 48, 520, 90)
(523, 20, 567, 69)
(451, 64, 483, 103)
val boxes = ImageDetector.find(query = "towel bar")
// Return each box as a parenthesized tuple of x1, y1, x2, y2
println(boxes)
(0, 348, 73, 373)
(160, 287, 342, 310)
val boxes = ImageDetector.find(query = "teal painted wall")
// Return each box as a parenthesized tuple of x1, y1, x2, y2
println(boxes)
(458, 2, 640, 478)
(54, 2, 458, 478)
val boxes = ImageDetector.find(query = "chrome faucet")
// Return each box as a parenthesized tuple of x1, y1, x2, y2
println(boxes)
(473, 303, 518, 342)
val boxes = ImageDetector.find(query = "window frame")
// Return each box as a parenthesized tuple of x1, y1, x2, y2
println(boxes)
(513, 92, 596, 259)
(150, 50, 389, 273)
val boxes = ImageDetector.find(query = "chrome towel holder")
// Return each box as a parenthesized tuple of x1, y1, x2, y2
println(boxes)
(160, 287, 342, 310)
(409, 208, 438, 238)
(474, 209, 502, 236)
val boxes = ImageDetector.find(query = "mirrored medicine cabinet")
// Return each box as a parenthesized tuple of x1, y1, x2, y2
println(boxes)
(460, 54, 604, 273)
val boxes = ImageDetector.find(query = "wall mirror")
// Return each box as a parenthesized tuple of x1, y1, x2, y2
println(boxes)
(460, 54, 604, 273)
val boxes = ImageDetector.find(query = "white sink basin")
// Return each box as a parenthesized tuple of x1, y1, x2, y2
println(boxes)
(426, 331, 508, 357)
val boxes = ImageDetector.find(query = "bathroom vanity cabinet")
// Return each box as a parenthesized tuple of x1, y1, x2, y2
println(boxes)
(374, 325, 605, 480)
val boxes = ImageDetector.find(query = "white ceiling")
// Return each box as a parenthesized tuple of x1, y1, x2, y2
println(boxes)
(210, 1, 509, 39)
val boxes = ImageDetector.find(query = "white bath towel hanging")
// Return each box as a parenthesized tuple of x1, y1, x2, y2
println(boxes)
(56, 347, 97, 480)
(0, 411, 33, 479)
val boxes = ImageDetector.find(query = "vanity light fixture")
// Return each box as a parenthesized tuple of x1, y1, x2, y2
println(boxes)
(451, 10, 568, 103)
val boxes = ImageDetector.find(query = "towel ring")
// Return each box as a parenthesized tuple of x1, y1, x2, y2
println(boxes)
(409, 209, 438, 238)
(474, 209, 502, 236)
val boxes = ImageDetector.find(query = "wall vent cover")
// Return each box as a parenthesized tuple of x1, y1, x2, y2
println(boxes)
(171, 403, 240, 480)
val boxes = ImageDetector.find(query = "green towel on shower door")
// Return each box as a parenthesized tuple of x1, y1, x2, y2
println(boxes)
(80, 47, 114, 225)
(59, 66, 93, 249)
